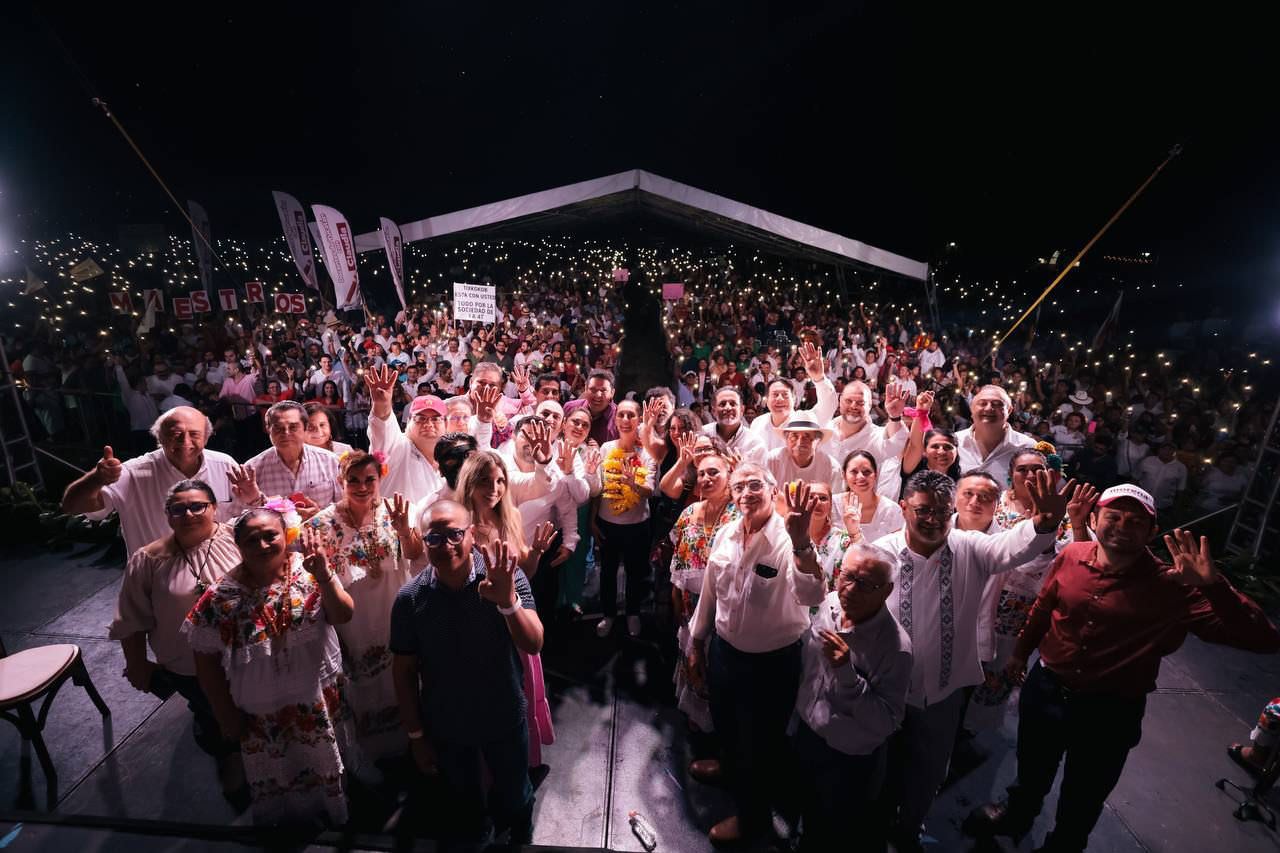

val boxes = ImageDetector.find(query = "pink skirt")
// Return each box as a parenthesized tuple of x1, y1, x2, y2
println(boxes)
(520, 651, 555, 766)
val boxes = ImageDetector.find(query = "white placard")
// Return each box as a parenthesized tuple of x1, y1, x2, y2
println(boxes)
(452, 282, 496, 323)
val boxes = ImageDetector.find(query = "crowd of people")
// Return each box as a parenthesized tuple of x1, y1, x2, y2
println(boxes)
(3, 235, 1275, 850)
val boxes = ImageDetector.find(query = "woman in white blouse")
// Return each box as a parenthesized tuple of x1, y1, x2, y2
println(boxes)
(833, 450, 905, 544)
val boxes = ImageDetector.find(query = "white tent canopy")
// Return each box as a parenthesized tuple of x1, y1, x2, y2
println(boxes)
(352, 169, 928, 281)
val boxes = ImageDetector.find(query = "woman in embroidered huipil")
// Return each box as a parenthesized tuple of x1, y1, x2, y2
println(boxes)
(184, 505, 355, 827)
(304, 449, 424, 763)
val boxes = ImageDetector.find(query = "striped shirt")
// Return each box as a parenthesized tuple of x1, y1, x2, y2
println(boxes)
(240, 443, 341, 509)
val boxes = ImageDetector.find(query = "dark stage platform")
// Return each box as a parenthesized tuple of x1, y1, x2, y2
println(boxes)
(2, 542, 1278, 851)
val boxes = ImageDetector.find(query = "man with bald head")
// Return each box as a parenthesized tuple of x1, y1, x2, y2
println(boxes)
(61, 407, 238, 556)
(955, 385, 1036, 478)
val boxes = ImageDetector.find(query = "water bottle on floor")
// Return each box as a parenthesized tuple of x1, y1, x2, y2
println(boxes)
(628, 810, 657, 851)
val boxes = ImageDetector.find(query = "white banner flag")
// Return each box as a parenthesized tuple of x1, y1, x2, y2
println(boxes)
(453, 282, 496, 323)
(187, 200, 214, 296)
(273, 191, 318, 290)
(379, 217, 406, 309)
(311, 205, 362, 311)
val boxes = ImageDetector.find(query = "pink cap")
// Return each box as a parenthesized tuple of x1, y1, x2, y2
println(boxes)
(409, 395, 446, 417)
(1096, 484, 1156, 517)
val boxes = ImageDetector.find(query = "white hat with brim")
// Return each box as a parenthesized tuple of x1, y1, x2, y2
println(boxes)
(1069, 391, 1094, 406)
(782, 412, 834, 444)
(1096, 484, 1157, 517)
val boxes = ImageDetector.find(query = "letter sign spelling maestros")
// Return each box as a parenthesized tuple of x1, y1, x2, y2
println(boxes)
(452, 283, 496, 323)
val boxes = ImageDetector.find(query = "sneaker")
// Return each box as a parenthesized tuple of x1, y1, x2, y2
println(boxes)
(595, 617, 614, 638)
(627, 615, 642, 637)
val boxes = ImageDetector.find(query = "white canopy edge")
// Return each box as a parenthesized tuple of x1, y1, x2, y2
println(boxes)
(351, 169, 928, 281)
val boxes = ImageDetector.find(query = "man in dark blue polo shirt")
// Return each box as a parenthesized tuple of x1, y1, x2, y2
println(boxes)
(391, 499, 544, 843)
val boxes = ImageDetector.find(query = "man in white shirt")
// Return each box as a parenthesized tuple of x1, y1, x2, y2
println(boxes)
(701, 388, 767, 465)
(766, 413, 840, 491)
(364, 365, 446, 506)
(61, 407, 237, 557)
(826, 381, 909, 498)
(918, 339, 946, 375)
(1136, 442, 1187, 511)
(145, 359, 192, 404)
(749, 342, 837, 453)
(955, 385, 1037, 478)
(306, 355, 349, 399)
(871, 468, 1070, 852)
(687, 469, 827, 845)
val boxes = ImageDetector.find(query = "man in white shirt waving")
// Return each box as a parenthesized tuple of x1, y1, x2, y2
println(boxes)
(955, 385, 1037, 478)
(687, 468, 826, 846)
(871, 468, 1072, 853)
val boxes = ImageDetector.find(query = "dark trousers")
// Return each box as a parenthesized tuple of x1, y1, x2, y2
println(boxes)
(149, 668, 238, 759)
(529, 529, 563, 629)
(792, 719, 887, 852)
(597, 518, 650, 618)
(708, 633, 802, 835)
(878, 687, 967, 840)
(431, 720, 534, 843)
(1005, 663, 1146, 853)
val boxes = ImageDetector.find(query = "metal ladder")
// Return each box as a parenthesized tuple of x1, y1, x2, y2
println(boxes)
(0, 336, 47, 494)
(1226, 396, 1280, 562)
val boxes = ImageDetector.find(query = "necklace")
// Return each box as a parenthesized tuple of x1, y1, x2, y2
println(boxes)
(176, 534, 216, 595)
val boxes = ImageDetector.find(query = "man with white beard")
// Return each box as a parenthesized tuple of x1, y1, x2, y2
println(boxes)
(825, 381, 909, 498)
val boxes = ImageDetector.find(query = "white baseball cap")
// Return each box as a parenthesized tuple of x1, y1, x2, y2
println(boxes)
(1096, 484, 1156, 517)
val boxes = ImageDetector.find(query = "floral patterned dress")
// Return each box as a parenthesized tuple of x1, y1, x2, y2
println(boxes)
(182, 556, 350, 826)
(305, 502, 419, 763)
(670, 500, 740, 731)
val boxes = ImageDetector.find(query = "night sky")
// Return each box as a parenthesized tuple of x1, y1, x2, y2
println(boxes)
(1, 4, 1274, 295)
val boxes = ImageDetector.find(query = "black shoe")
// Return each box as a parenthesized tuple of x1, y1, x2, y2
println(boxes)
(962, 800, 1034, 841)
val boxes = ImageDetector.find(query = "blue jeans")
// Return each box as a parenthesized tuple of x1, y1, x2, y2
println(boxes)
(431, 720, 534, 843)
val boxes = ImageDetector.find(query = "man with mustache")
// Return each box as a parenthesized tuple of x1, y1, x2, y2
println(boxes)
(825, 380, 909, 498)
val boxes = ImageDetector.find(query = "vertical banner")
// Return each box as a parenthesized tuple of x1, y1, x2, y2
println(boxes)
(244, 281, 265, 303)
(187, 200, 214, 297)
(272, 191, 318, 290)
(218, 288, 239, 311)
(379, 216, 406, 308)
(311, 204, 362, 311)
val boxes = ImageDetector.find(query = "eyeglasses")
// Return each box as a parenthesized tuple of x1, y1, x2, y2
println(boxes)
(841, 574, 887, 593)
(730, 479, 769, 496)
(412, 413, 444, 425)
(424, 527, 468, 547)
(167, 501, 212, 518)
(905, 505, 949, 520)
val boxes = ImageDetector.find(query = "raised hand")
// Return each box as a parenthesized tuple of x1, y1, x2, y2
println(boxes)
(884, 383, 906, 419)
(227, 465, 262, 504)
(556, 438, 575, 474)
(529, 419, 553, 464)
(473, 383, 503, 423)
(299, 525, 331, 582)
(583, 446, 602, 475)
(842, 494, 863, 542)
(1162, 529, 1219, 587)
(818, 629, 851, 668)
(94, 445, 123, 486)
(801, 340, 826, 382)
(1026, 470, 1074, 531)
(530, 520, 556, 555)
(784, 480, 818, 546)
(364, 364, 398, 405)
(384, 492, 413, 537)
(676, 431, 698, 467)
(914, 389, 935, 415)
(478, 540, 518, 608)
(512, 363, 531, 393)
(1066, 482, 1099, 534)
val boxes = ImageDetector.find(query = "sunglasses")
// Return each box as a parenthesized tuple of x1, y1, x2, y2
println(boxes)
(424, 527, 468, 547)
(167, 501, 212, 518)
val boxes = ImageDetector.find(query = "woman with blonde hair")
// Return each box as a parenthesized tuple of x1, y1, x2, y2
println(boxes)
(455, 450, 557, 768)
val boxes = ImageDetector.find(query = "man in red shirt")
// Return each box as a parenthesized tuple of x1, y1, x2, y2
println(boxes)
(965, 484, 1280, 852)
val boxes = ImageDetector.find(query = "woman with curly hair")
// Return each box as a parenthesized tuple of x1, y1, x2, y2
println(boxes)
(304, 450, 423, 764)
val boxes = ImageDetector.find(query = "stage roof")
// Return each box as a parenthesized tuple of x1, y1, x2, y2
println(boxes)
(352, 169, 928, 281)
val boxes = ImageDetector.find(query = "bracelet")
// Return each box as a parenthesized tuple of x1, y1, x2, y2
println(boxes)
(407, 729, 425, 740)
(497, 601, 520, 616)
(793, 541, 815, 556)
(888, 415, 902, 422)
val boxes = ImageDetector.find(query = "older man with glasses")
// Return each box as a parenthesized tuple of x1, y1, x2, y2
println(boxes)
(687, 467, 827, 845)
(868, 468, 1073, 853)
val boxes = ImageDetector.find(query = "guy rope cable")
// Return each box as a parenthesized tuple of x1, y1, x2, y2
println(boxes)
(994, 143, 1182, 350)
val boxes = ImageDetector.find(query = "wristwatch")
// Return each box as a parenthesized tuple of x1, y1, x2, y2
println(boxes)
(497, 601, 520, 616)
(793, 541, 815, 556)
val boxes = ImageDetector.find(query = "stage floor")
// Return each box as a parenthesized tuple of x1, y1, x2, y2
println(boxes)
(2, 541, 1278, 851)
